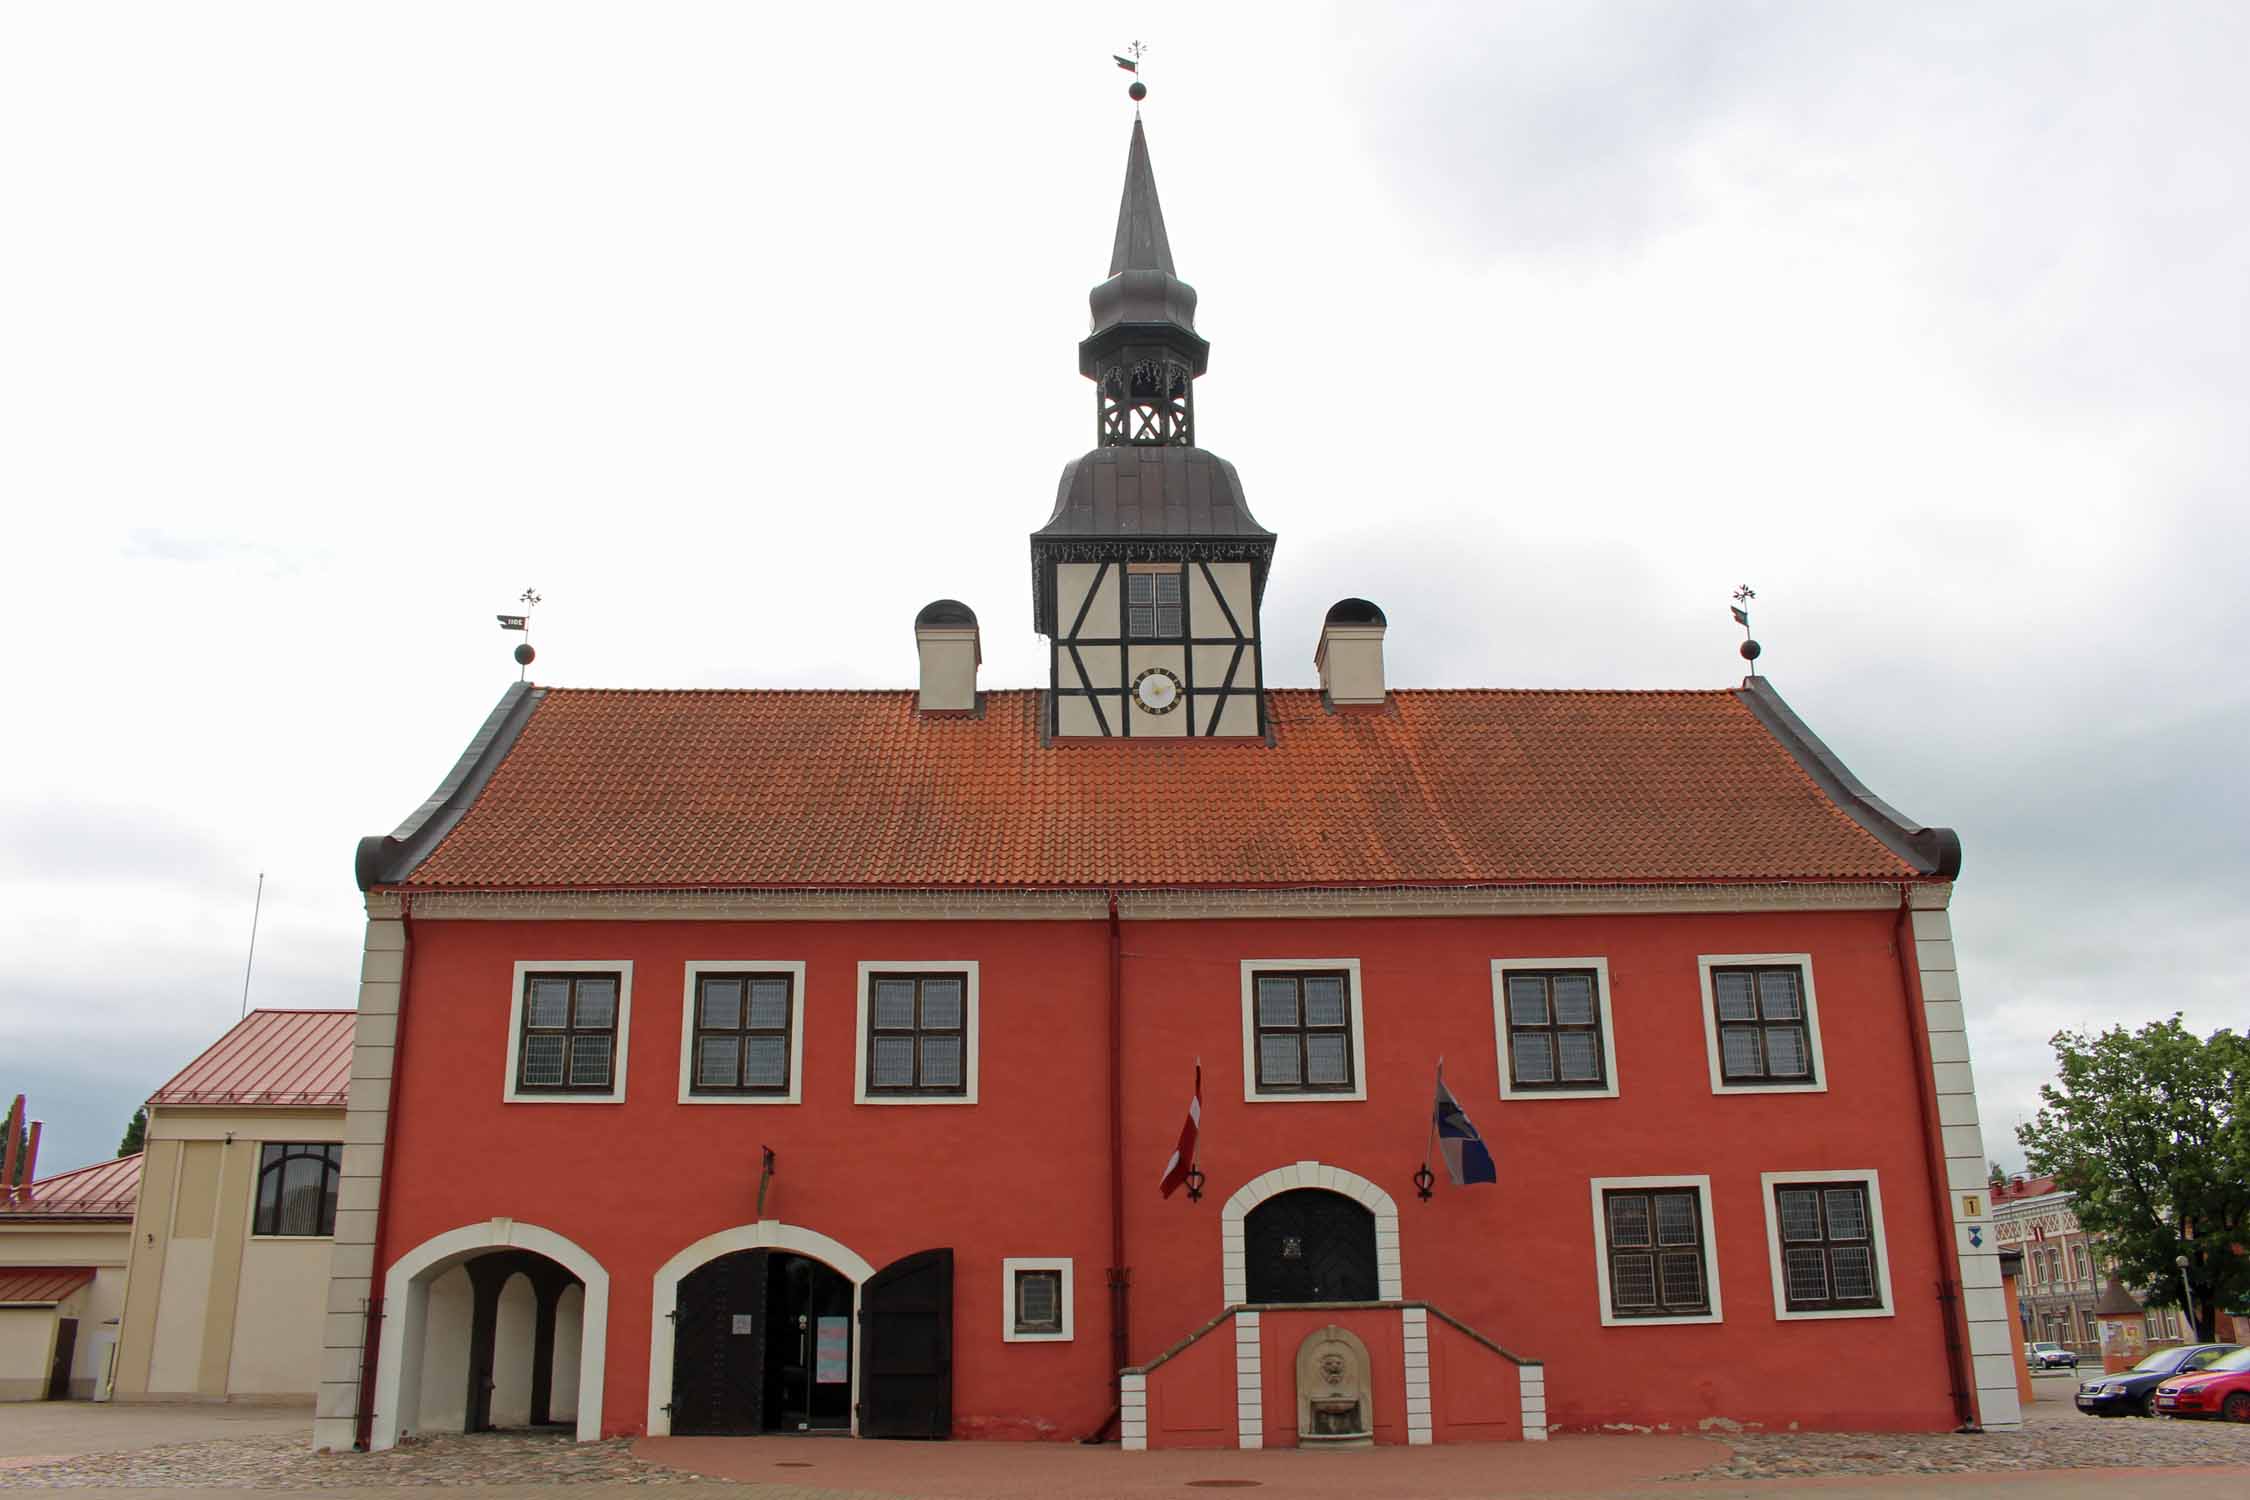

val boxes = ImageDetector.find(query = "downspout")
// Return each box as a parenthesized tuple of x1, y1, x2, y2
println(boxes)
(1087, 890, 1130, 1442)
(353, 892, 416, 1450)
(1895, 892, 1978, 1431)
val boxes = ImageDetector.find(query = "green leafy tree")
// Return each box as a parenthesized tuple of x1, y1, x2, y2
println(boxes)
(118, 1108, 147, 1157)
(1988, 1160, 2009, 1191)
(2018, 1017, 2249, 1340)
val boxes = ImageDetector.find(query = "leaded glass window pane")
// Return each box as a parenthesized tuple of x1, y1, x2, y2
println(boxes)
(1016, 1270, 1061, 1331)
(1720, 1027, 1763, 1079)
(1558, 1030, 1600, 1081)
(1765, 1028, 1809, 1077)
(1612, 1253, 1656, 1308)
(1655, 1192, 1699, 1246)
(528, 978, 571, 1029)
(1608, 1194, 1651, 1248)
(874, 980, 917, 1029)
(871, 1036, 916, 1087)
(1785, 1247, 1830, 1303)
(1831, 1247, 1875, 1301)
(1256, 978, 1298, 1028)
(1305, 1033, 1349, 1084)
(521, 1034, 566, 1086)
(746, 979, 790, 1030)
(568, 1035, 611, 1087)
(1513, 1033, 1554, 1083)
(744, 1035, 788, 1088)
(1658, 1250, 1703, 1305)
(1259, 1035, 1301, 1084)
(1778, 1188, 1823, 1241)
(920, 978, 963, 1030)
(1824, 1188, 1869, 1240)
(919, 1036, 963, 1087)
(1508, 982, 1549, 1027)
(1758, 970, 1801, 1019)
(1714, 971, 1757, 1020)
(699, 979, 742, 1031)
(573, 979, 616, 1030)
(1552, 973, 1595, 1025)
(1302, 976, 1347, 1027)
(697, 1036, 740, 1088)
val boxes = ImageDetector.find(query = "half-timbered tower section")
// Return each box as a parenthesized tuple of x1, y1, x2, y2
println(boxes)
(1033, 120, 1271, 740)
(314, 113, 2019, 1453)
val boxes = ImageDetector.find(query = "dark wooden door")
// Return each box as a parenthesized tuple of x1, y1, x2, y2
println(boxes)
(857, 1248, 952, 1439)
(47, 1318, 77, 1400)
(1244, 1189, 1378, 1303)
(671, 1249, 772, 1435)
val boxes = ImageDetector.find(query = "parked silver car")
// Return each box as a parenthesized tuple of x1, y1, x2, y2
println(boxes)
(2027, 1341, 2080, 1370)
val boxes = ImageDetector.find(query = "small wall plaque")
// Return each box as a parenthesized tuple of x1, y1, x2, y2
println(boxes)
(731, 1314, 755, 1336)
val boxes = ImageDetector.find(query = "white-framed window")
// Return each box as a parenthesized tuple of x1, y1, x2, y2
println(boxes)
(1493, 957, 1618, 1100)
(677, 961, 806, 1105)
(1000, 1257, 1074, 1343)
(1759, 1169, 1897, 1321)
(855, 961, 979, 1105)
(504, 960, 633, 1104)
(1589, 1175, 1722, 1326)
(1239, 960, 1367, 1102)
(1696, 954, 1828, 1094)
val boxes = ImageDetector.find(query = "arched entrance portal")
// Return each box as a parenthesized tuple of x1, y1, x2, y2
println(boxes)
(671, 1250, 854, 1435)
(371, 1220, 609, 1451)
(1243, 1189, 1378, 1303)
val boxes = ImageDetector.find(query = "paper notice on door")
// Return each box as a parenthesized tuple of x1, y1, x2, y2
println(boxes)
(731, 1314, 755, 1336)
(814, 1316, 849, 1383)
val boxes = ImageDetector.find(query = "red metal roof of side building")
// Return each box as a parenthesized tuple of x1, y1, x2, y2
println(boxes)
(386, 686, 1934, 892)
(0, 1268, 97, 1306)
(149, 1009, 354, 1109)
(1992, 1175, 2062, 1203)
(0, 1154, 141, 1220)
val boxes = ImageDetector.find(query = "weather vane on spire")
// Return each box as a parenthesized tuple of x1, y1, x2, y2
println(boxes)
(1114, 41, 1148, 108)
(496, 587, 541, 680)
(1731, 585, 1762, 674)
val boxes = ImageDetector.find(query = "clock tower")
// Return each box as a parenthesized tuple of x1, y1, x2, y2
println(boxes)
(1031, 117, 1274, 740)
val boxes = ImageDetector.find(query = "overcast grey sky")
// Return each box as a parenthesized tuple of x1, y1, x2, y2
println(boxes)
(4, 3, 2243, 1175)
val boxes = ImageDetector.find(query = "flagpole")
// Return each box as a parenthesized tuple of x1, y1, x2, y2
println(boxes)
(1421, 1058, 1443, 1168)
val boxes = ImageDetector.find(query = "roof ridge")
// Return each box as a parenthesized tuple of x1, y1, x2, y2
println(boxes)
(528, 684, 1748, 699)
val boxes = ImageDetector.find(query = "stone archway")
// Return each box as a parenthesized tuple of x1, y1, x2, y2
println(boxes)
(645, 1221, 876, 1437)
(1221, 1162, 1401, 1304)
(370, 1219, 610, 1450)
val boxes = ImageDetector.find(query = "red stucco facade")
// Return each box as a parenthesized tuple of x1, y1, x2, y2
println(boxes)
(375, 902, 1960, 1441)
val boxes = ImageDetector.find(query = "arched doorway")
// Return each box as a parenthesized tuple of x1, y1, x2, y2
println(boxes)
(371, 1221, 609, 1450)
(671, 1250, 854, 1435)
(1243, 1189, 1378, 1303)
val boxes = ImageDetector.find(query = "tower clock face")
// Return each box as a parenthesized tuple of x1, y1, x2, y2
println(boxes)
(1132, 666, 1184, 715)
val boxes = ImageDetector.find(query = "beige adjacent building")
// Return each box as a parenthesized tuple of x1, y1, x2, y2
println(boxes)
(0, 1155, 139, 1400)
(110, 1010, 351, 1403)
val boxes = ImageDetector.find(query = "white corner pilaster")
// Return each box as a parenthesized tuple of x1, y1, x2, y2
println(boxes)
(1234, 1312, 1263, 1449)
(1912, 903, 2021, 1431)
(1400, 1306, 1432, 1444)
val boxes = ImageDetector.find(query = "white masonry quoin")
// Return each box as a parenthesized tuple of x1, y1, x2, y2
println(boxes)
(1519, 1360, 1547, 1440)
(313, 898, 406, 1452)
(1399, 1305, 1432, 1444)
(1233, 1311, 1263, 1449)
(1913, 888, 2022, 1431)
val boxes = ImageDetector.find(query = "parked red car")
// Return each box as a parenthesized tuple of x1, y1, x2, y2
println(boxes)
(2152, 1346, 2250, 1421)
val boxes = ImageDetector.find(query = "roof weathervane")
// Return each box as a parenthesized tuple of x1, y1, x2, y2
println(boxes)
(1114, 40, 1148, 108)
(497, 587, 541, 680)
(1731, 585, 1762, 674)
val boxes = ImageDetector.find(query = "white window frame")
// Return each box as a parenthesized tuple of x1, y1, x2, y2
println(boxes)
(677, 961, 807, 1105)
(1589, 1174, 1723, 1327)
(1759, 1169, 1897, 1321)
(1239, 959, 1367, 1103)
(1000, 1256, 1074, 1343)
(503, 960, 633, 1104)
(1492, 957, 1619, 1100)
(854, 961, 979, 1105)
(1696, 953, 1828, 1095)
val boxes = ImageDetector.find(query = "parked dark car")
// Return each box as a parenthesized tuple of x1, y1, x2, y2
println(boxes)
(2027, 1341, 2079, 1370)
(2075, 1344, 2241, 1417)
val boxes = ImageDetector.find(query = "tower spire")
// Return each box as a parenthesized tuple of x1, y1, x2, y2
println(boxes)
(1081, 117, 1207, 447)
(1109, 119, 1175, 276)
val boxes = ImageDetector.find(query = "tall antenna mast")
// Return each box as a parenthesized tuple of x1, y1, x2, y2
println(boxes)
(239, 871, 264, 1019)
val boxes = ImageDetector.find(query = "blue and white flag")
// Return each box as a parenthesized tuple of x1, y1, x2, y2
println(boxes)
(1434, 1069, 1497, 1187)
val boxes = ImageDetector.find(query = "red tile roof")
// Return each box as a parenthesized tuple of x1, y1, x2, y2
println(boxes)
(0, 1267, 97, 1305)
(149, 1010, 354, 1109)
(0, 1155, 140, 1220)
(400, 688, 1919, 890)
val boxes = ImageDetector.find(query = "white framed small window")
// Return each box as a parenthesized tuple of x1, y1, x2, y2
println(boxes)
(504, 960, 633, 1104)
(1001, 1257, 1074, 1343)
(1589, 1175, 1722, 1326)
(1760, 1170, 1896, 1320)
(1239, 960, 1367, 1102)
(1493, 958, 1618, 1100)
(1696, 954, 1828, 1094)
(678, 961, 806, 1105)
(855, 961, 978, 1105)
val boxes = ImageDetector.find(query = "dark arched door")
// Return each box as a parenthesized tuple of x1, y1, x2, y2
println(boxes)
(1244, 1189, 1378, 1303)
(672, 1249, 853, 1435)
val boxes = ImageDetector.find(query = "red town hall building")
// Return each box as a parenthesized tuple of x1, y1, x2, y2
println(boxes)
(313, 115, 2021, 1452)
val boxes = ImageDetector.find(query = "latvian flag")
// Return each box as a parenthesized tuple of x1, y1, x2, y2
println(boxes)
(1159, 1063, 1201, 1197)
(1435, 1071, 1497, 1187)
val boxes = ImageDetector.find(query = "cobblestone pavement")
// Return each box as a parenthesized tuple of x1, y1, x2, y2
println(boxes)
(0, 1408, 2244, 1494)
